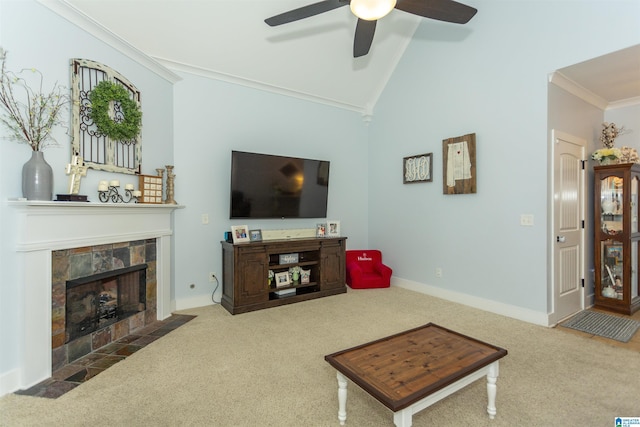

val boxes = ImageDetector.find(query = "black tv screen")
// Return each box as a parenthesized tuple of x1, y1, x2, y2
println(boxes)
(230, 151, 330, 219)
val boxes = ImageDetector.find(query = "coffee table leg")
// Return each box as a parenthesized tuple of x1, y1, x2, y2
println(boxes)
(393, 408, 412, 427)
(337, 371, 348, 425)
(486, 361, 499, 419)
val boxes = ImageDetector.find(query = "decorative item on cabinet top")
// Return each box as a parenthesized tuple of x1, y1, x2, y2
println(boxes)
(231, 225, 250, 243)
(249, 229, 262, 242)
(326, 220, 341, 237)
(591, 122, 637, 165)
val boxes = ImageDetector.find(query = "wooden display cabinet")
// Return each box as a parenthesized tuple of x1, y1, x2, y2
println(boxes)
(593, 163, 640, 314)
(221, 237, 347, 314)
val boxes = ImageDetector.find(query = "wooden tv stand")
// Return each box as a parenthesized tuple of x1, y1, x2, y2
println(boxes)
(220, 237, 347, 314)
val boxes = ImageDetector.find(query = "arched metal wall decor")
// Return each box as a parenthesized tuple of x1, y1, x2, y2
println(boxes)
(70, 59, 142, 174)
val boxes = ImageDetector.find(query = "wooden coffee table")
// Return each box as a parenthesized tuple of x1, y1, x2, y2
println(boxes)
(325, 323, 507, 426)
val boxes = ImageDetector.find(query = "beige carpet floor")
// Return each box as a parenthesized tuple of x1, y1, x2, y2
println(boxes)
(1, 286, 638, 426)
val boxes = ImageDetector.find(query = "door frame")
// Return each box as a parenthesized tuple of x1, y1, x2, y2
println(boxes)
(548, 129, 587, 326)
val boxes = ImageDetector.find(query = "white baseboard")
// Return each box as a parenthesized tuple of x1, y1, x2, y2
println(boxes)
(174, 294, 216, 311)
(0, 368, 21, 397)
(392, 277, 551, 327)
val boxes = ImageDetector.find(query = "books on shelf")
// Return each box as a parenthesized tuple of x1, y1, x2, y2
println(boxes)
(274, 288, 296, 298)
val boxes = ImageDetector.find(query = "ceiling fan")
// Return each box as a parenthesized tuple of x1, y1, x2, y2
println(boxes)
(265, 0, 478, 58)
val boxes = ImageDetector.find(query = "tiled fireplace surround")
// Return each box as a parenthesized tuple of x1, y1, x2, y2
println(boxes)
(52, 240, 157, 371)
(9, 202, 180, 393)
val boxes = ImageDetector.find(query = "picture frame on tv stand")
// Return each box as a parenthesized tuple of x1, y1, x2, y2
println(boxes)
(231, 225, 250, 243)
(326, 220, 340, 237)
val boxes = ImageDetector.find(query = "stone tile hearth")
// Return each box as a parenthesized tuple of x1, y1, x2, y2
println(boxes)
(16, 314, 195, 399)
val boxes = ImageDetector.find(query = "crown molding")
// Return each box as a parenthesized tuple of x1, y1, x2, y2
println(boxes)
(607, 96, 640, 110)
(155, 57, 372, 119)
(548, 71, 608, 111)
(37, 0, 181, 84)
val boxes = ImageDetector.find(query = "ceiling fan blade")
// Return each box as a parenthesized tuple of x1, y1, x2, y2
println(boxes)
(353, 19, 377, 58)
(395, 0, 477, 24)
(265, 0, 350, 26)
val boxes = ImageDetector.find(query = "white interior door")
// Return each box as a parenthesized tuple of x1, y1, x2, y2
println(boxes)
(552, 130, 586, 324)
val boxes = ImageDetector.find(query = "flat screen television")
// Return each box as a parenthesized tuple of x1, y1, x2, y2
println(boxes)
(230, 150, 330, 219)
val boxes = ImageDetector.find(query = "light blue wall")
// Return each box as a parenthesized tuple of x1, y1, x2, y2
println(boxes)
(2, 0, 640, 392)
(368, 0, 640, 315)
(171, 73, 370, 308)
(0, 1, 173, 387)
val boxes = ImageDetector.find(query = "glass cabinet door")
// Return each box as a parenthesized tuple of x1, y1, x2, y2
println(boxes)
(632, 176, 639, 233)
(600, 176, 623, 235)
(633, 240, 639, 299)
(601, 240, 624, 300)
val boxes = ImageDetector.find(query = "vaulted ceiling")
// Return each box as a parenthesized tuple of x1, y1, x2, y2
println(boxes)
(60, 0, 425, 116)
(45, 1, 640, 114)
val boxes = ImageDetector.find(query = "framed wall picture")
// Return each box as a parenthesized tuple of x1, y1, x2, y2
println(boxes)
(275, 271, 291, 288)
(403, 153, 433, 184)
(326, 220, 340, 237)
(249, 229, 262, 242)
(231, 225, 250, 243)
(443, 133, 476, 195)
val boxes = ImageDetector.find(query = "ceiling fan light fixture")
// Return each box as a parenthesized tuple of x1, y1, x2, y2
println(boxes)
(350, 0, 396, 21)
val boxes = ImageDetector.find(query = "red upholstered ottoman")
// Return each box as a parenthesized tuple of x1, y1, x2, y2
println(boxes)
(346, 250, 392, 289)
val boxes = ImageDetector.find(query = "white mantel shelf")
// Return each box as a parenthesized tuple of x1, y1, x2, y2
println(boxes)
(6, 200, 183, 392)
(7, 201, 184, 251)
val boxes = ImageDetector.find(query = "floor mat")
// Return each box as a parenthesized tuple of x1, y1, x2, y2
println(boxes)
(560, 310, 640, 342)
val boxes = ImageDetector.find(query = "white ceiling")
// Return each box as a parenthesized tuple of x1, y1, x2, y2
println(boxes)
(49, 1, 639, 113)
(555, 44, 640, 110)
(61, 0, 424, 115)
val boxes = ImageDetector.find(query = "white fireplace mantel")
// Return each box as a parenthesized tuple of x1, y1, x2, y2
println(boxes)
(7, 201, 183, 391)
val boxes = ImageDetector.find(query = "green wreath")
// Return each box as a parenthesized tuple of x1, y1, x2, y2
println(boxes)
(89, 80, 142, 141)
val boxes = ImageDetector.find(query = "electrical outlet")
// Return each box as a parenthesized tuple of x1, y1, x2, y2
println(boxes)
(209, 272, 216, 283)
(436, 268, 443, 278)
(520, 214, 534, 226)
(201, 214, 209, 224)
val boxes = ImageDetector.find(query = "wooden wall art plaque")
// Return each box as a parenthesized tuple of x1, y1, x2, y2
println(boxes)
(442, 133, 476, 195)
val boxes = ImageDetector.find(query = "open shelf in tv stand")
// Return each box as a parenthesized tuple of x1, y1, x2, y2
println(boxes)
(220, 237, 347, 314)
